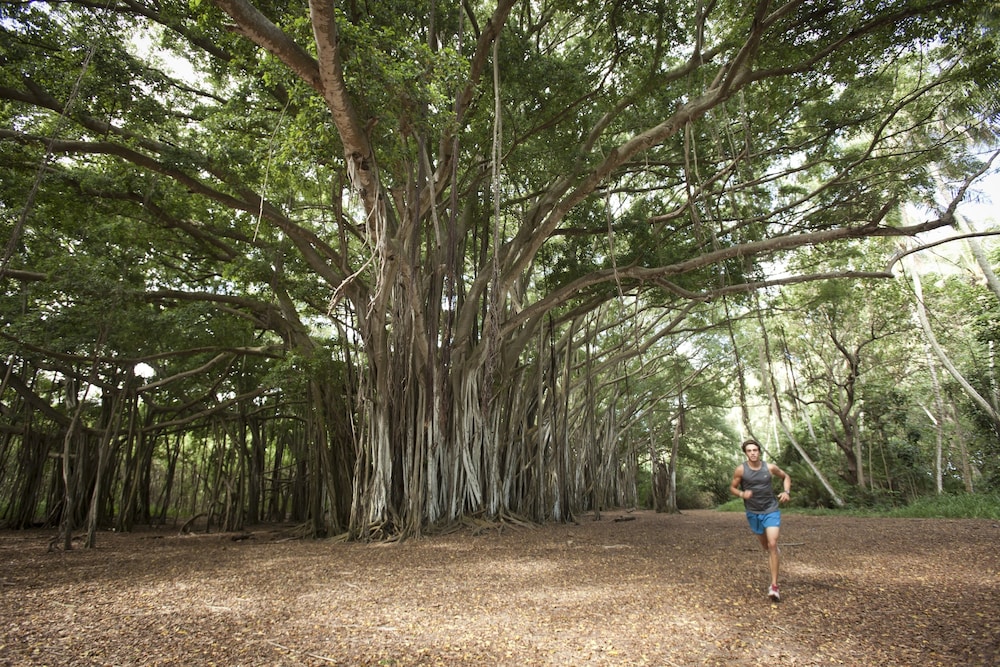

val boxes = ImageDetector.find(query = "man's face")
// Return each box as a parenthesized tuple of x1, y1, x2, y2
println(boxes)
(744, 444, 760, 462)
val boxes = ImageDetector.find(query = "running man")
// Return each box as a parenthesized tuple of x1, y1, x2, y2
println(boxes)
(730, 438, 791, 601)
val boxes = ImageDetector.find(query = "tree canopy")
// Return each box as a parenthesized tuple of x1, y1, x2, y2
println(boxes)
(1, 0, 999, 540)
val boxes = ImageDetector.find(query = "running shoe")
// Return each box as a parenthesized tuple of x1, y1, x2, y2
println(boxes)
(768, 585, 780, 602)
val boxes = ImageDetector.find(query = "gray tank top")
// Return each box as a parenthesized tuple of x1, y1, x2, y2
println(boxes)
(741, 461, 779, 514)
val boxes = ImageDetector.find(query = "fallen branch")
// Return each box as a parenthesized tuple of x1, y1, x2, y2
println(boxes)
(179, 513, 206, 534)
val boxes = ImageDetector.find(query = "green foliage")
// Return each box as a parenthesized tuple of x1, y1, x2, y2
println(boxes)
(636, 467, 719, 511)
(883, 492, 1000, 519)
(716, 497, 744, 513)
(674, 471, 717, 510)
(718, 491, 1000, 520)
(782, 461, 848, 510)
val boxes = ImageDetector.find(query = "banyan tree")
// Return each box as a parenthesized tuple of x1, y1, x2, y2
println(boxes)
(0, 0, 996, 540)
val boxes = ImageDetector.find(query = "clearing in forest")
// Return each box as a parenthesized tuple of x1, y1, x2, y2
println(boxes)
(0, 510, 997, 666)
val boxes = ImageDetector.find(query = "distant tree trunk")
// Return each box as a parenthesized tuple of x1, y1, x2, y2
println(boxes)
(307, 384, 328, 537)
(1, 365, 60, 527)
(290, 428, 308, 523)
(822, 319, 866, 489)
(86, 374, 132, 547)
(213, 423, 244, 533)
(758, 336, 844, 506)
(268, 432, 287, 521)
(156, 432, 182, 526)
(556, 329, 574, 523)
(234, 416, 248, 528)
(650, 428, 669, 513)
(244, 415, 263, 525)
(723, 297, 753, 435)
(947, 402, 975, 492)
(922, 344, 947, 494)
(204, 426, 226, 533)
(60, 369, 99, 550)
(664, 400, 684, 514)
(652, 459, 669, 513)
(956, 213, 1000, 303)
(192, 436, 211, 522)
(583, 329, 600, 520)
(0, 361, 17, 501)
(7, 430, 47, 528)
(908, 255, 1000, 430)
(757, 307, 844, 507)
(116, 410, 149, 532)
(58, 431, 80, 550)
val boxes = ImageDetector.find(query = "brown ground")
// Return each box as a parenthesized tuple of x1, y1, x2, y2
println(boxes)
(1, 510, 997, 666)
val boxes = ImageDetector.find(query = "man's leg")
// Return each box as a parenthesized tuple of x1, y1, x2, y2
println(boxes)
(748, 514, 780, 590)
(763, 525, 780, 588)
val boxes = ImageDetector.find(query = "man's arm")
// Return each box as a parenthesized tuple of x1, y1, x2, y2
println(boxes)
(730, 466, 746, 499)
(770, 463, 791, 502)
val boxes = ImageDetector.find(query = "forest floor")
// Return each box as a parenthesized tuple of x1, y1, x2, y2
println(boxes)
(0, 509, 998, 666)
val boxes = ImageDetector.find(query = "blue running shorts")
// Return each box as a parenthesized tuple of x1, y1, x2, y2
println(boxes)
(746, 511, 781, 535)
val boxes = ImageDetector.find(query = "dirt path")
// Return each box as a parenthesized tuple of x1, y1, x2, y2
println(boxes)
(1, 510, 997, 666)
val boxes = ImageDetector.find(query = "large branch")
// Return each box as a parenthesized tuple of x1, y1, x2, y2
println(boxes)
(749, 0, 965, 82)
(0, 82, 175, 155)
(0, 268, 46, 282)
(502, 8, 772, 287)
(307, 0, 365, 147)
(500, 209, 955, 339)
(137, 353, 235, 393)
(0, 129, 351, 293)
(307, 0, 385, 218)
(909, 257, 1000, 428)
(0, 361, 73, 429)
(505, 0, 968, 289)
(433, 0, 519, 186)
(1, 329, 277, 367)
(65, 0, 236, 63)
(210, 0, 323, 91)
(141, 386, 271, 433)
(208, 0, 385, 221)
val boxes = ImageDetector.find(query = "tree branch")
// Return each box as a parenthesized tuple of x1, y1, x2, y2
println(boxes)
(210, 0, 323, 91)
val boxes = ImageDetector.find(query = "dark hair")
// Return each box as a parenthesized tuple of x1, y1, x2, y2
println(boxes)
(741, 439, 761, 453)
